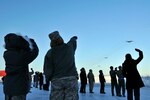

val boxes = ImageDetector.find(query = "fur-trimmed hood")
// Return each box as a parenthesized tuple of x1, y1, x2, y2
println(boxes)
(4, 33, 33, 51)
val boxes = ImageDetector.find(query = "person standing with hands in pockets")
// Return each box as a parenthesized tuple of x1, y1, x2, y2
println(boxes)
(122, 48, 144, 100)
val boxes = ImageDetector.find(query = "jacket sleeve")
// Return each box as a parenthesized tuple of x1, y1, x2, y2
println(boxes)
(22, 39, 39, 64)
(43, 50, 54, 81)
(67, 36, 77, 52)
(135, 50, 143, 65)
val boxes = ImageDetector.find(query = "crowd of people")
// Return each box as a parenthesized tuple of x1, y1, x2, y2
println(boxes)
(28, 69, 50, 91)
(79, 66, 125, 97)
(2, 31, 144, 100)
(79, 48, 144, 100)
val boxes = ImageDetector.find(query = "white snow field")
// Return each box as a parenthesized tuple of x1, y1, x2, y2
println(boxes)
(0, 83, 150, 100)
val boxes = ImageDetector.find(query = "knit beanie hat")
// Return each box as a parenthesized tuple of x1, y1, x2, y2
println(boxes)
(49, 31, 62, 41)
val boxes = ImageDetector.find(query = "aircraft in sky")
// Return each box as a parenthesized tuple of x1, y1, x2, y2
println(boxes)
(104, 57, 108, 59)
(126, 40, 133, 43)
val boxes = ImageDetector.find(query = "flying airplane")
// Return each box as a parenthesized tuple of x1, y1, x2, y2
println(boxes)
(126, 40, 133, 43)
(104, 57, 108, 59)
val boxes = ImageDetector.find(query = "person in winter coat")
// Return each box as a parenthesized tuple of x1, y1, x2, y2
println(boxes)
(33, 72, 39, 88)
(122, 48, 144, 100)
(3, 33, 39, 100)
(43, 31, 78, 100)
(87, 69, 95, 93)
(39, 72, 43, 90)
(29, 68, 34, 92)
(99, 70, 106, 94)
(80, 67, 87, 93)
(109, 66, 119, 96)
(116, 66, 125, 97)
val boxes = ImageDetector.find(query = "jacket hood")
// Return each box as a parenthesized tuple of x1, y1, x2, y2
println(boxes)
(4, 33, 30, 51)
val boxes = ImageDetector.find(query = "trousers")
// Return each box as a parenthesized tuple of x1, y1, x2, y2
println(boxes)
(5, 95, 26, 100)
(50, 76, 79, 100)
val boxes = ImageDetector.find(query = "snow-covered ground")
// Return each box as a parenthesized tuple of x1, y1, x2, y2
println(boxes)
(0, 83, 150, 100)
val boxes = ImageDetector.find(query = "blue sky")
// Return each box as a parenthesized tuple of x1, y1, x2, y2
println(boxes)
(0, 0, 150, 79)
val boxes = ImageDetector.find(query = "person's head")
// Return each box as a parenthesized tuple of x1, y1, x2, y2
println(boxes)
(99, 70, 103, 73)
(80, 67, 85, 72)
(4, 33, 30, 51)
(110, 66, 113, 70)
(49, 31, 64, 48)
(118, 66, 122, 70)
(89, 69, 92, 72)
(40, 72, 43, 76)
(125, 53, 132, 61)
(35, 72, 38, 75)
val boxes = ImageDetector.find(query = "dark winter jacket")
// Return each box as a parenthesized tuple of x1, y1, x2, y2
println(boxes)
(122, 51, 144, 89)
(80, 70, 87, 85)
(99, 73, 106, 83)
(44, 37, 78, 81)
(3, 34, 39, 96)
(109, 70, 117, 82)
(39, 73, 44, 85)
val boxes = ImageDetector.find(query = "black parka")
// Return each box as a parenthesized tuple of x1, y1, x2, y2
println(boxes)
(3, 34, 39, 96)
(122, 51, 144, 89)
(80, 69, 87, 85)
